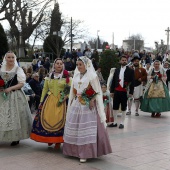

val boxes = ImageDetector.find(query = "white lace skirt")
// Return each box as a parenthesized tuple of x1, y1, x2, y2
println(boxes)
(0, 90, 32, 142)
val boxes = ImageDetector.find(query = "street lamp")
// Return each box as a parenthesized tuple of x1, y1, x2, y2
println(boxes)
(133, 39, 135, 50)
(96, 30, 100, 50)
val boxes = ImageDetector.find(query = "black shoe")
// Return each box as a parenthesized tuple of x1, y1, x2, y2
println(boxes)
(119, 124, 124, 129)
(135, 113, 139, 116)
(151, 112, 155, 117)
(108, 123, 117, 127)
(10, 141, 19, 146)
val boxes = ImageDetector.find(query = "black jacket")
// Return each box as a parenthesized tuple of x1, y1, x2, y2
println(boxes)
(110, 66, 135, 95)
(166, 69, 170, 86)
(29, 79, 42, 96)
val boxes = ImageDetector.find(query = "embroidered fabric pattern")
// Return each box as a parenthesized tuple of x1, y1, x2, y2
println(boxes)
(0, 71, 21, 131)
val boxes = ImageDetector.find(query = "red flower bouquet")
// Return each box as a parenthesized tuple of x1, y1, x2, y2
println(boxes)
(0, 78, 8, 100)
(81, 87, 98, 106)
(157, 73, 162, 78)
(63, 70, 70, 84)
(124, 81, 131, 90)
(103, 95, 109, 107)
(0, 79, 5, 87)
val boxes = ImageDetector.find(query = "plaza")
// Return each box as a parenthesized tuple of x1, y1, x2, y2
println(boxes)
(1, 105, 170, 170)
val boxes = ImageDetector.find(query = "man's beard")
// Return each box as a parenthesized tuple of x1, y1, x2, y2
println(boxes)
(134, 64, 139, 67)
(121, 63, 127, 66)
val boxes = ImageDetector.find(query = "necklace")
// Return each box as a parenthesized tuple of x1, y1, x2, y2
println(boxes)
(78, 71, 87, 88)
(78, 82, 82, 88)
(80, 70, 87, 79)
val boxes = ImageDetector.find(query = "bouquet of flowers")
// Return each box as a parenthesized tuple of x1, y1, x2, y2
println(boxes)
(81, 87, 98, 106)
(103, 95, 109, 107)
(153, 73, 162, 84)
(0, 78, 7, 100)
(62, 70, 70, 84)
(57, 84, 71, 106)
(124, 81, 131, 90)
(0, 79, 5, 88)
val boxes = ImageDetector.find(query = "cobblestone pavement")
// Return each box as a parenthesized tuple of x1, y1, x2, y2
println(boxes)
(1, 106, 170, 170)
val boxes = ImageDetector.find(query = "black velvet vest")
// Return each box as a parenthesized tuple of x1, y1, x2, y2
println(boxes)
(0, 74, 18, 88)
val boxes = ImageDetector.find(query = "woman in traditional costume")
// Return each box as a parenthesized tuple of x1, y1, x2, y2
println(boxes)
(0, 51, 32, 146)
(141, 60, 170, 117)
(30, 58, 71, 149)
(63, 56, 112, 163)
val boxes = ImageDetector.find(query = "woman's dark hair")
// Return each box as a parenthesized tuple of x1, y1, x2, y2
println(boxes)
(101, 83, 107, 87)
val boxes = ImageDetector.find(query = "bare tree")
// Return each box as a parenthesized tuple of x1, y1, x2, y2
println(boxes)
(126, 34, 144, 51)
(0, 0, 11, 14)
(3, 0, 53, 56)
(31, 16, 87, 57)
(62, 18, 87, 46)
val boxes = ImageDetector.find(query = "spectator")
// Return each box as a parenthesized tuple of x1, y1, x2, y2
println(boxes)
(84, 48, 92, 59)
(32, 59, 38, 72)
(64, 58, 74, 71)
(64, 49, 71, 59)
(26, 73, 32, 83)
(38, 66, 47, 82)
(156, 53, 163, 63)
(77, 49, 83, 57)
(22, 83, 35, 111)
(91, 50, 99, 69)
(37, 56, 44, 68)
(29, 73, 42, 110)
(96, 66, 105, 84)
(43, 57, 51, 73)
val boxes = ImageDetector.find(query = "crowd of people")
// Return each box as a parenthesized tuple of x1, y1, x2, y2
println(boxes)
(1, 48, 170, 163)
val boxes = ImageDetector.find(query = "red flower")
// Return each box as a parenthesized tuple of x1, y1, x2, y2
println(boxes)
(0, 79, 5, 87)
(63, 70, 69, 77)
(63, 70, 70, 84)
(85, 88, 95, 97)
(157, 73, 162, 78)
(103, 95, 108, 101)
(124, 82, 128, 85)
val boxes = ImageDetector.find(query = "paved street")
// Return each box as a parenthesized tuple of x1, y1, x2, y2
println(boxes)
(1, 105, 170, 170)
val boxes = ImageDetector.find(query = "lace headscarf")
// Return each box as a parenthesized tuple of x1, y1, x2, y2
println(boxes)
(1, 51, 18, 72)
(50, 58, 65, 79)
(68, 56, 107, 127)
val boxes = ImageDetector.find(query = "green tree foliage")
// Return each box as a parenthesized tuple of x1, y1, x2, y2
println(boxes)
(99, 50, 119, 81)
(0, 24, 8, 57)
(43, 35, 63, 59)
(50, 2, 63, 34)
(43, 2, 63, 58)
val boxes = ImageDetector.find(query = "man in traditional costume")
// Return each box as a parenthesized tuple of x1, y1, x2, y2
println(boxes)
(126, 56, 147, 116)
(109, 56, 135, 129)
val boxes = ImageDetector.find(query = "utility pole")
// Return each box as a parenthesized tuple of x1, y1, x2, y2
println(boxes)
(71, 17, 73, 52)
(96, 30, 100, 50)
(165, 27, 170, 51)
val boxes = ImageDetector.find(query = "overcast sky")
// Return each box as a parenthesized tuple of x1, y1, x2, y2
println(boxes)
(1, 0, 170, 48)
(59, 0, 170, 48)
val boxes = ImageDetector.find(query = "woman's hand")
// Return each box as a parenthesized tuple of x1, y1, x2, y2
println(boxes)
(4, 87, 12, 94)
(63, 96, 68, 103)
(89, 99, 95, 110)
(0, 88, 4, 92)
